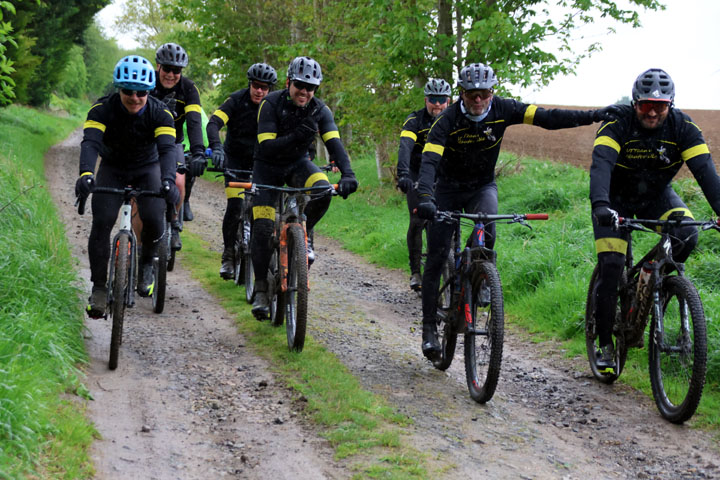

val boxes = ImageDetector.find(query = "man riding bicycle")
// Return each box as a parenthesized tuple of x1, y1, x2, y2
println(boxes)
(152, 42, 206, 238)
(415, 62, 617, 359)
(250, 56, 358, 319)
(206, 62, 278, 280)
(396, 78, 452, 292)
(77, 55, 179, 318)
(589, 68, 720, 373)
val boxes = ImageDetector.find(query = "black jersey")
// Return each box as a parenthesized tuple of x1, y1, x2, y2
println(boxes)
(590, 105, 720, 213)
(255, 89, 352, 174)
(417, 97, 595, 195)
(79, 94, 177, 181)
(206, 88, 258, 161)
(397, 107, 436, 177)
(152, 75, 204, 156)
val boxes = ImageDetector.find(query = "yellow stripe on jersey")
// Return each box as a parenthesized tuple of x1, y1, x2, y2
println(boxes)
(213, 109, 229, 124)
(400, 130, 417, 141)
(322, 131, 340, 142)
(594, 136, 621, 153)
(523, 105, 538, 125)
(155, 126, 176, 138)
(423, 142, 444, 156)
(595, 238, 628, 255)
(253, 205, 275, 220)
(185, 104, 202, 114)
(681, 144, 710, 162)
(258, 132, 277, 143)
(84, 120, 106, 132)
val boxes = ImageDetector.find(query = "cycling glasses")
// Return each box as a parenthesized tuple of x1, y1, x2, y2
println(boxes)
(426, 95, 449, 105)
(120, 89, 149, 97)
(464, 89, 493, 100)
(251, 81, 270, 91)
(292, 80, 317, 92)
(636, 101, 670, 114)
(161, 65, 183, 75)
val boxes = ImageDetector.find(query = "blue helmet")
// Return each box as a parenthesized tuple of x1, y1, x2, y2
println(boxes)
(113, 55, 155, 90)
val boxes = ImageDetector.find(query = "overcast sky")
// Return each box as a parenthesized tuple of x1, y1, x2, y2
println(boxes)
(96, 0, 720, 110)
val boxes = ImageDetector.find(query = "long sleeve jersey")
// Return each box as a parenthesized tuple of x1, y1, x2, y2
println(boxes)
(417, 97, 596, 195)
(397, 107, 436, 177)
(254, 89, 353, 175)
(589, 105, 720, 214)
(206, 88, 258, 161)
(152, 75, 204, 156)
(79, 94, 177, 182)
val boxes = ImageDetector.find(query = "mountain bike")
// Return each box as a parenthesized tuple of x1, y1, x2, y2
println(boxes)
(433, 210, 548, 403)
(77, 185, 170, 370)
(207, 166, 255, 302)
(585, 216, 718, 423)
(230, 180, 337, 352)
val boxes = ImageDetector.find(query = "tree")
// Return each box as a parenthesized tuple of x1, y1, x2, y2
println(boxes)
(0, 1, 16, 106)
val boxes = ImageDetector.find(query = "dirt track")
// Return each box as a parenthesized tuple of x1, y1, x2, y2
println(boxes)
(47, 128, 720, 479)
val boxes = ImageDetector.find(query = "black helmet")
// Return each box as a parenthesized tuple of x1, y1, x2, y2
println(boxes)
(287, 56, 323, 86)
(457, 63, 497, 91)
(155, 43, 188, 68)
(424, 78, 451, 96)
(632, 68, 674, 103)
(247, 63, 277, 85)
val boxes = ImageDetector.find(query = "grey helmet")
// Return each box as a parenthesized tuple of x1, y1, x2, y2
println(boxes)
(632, 68, 674, 103)
(247, 63, 277, 85)
(287, 56, 323, 86)
(457, 63, 497, 91)
(155, 43, 188, 68)
(424, 78, 451, 96)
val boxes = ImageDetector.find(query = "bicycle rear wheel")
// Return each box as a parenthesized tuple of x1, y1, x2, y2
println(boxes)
(649, 275, 707, 424)
(285, 224, 309, 352)
(464, 261, 504, 403)
(109, 232, 131, 370)
(584, 265, 626, 383)
(269, 248, 286, 326)
(152, 227, 169, 314)
(433, 255, 457, 371)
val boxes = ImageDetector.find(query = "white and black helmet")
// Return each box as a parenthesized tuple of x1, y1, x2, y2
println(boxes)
(287, 56, 323, 86)
(424, 78, 451, 96)
(632, 68, 674, 103)
(457, 63, 497, 91)
(247, 63, 277, 85)
(155, 43, 188, 68)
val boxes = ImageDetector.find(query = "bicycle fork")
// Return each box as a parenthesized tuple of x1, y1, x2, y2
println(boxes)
(109, 203, 137, 308)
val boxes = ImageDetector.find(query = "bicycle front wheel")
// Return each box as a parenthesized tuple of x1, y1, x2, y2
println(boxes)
(152, 226, 169, 314)
(464, 261, 504, 403)
(433, 255, 457, 371)
(649, 275, 707, 424)
(109, 232, 131, 370)
(285, 225, 309, 352)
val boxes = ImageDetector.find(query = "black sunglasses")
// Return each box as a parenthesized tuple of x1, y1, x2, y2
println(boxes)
(161, 65, 183, 75)
(426, 95, 449, 105)
(292, 80, 317, 92)
(250, 81, 270, 91)
(120, 89, 149, 97)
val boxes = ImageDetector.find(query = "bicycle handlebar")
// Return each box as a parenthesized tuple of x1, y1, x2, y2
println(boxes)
(226, 181, 339, 194)
(75, 186, 167, 215)
(437, 211, 549, 223)
(619, 217, 720, 232)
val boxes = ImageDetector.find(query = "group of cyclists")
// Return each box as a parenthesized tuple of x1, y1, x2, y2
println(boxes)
(77, 42, 720, 380)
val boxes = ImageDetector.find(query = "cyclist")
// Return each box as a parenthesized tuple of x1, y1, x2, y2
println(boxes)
(76, 55, 179, 318)
(250, 56, 358, 319)
(206, 62, 278, 280)
(152, 42, 206, 247)
(589, 68, 720, 373)
(415, 62, 617, 359)
(396, 78, 452, 292)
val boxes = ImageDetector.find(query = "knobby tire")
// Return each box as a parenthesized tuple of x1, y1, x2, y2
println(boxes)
(152, 226, 169, 314)
(270, 248, 286, 326)
(433, 255, 457, 371)
(285, 225, 309, 352)
(109, 233, 130, 370)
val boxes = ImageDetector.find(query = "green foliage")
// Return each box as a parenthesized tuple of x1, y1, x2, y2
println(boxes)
(0, 1, 16, 106)
(55, 45, 87, 99)
(82, 22, 121, 100)
(0, 105, 95, 477)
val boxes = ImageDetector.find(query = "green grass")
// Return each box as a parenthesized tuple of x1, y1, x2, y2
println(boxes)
(0, 103, 96, 478)
(178, 232, 435, 479)
(317, 152, 720, 430)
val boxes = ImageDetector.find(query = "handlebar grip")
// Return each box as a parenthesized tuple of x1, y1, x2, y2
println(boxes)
(76, 195, 87, 215)
(227, 181, 253, 189)
(525, 213, 549, 220)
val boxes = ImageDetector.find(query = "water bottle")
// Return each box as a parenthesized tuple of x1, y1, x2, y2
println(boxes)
(636, 261, 653, 303)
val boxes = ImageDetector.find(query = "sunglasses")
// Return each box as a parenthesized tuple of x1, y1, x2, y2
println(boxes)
(120, 89, 149, 97)
(636, 101, 670, 114)
(464, 89, 493, 100)
(161, 65, 183, 75)
(251, 81, 270, 91)
(426, 95, 449, 105)
(292, 80, 317, 92)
